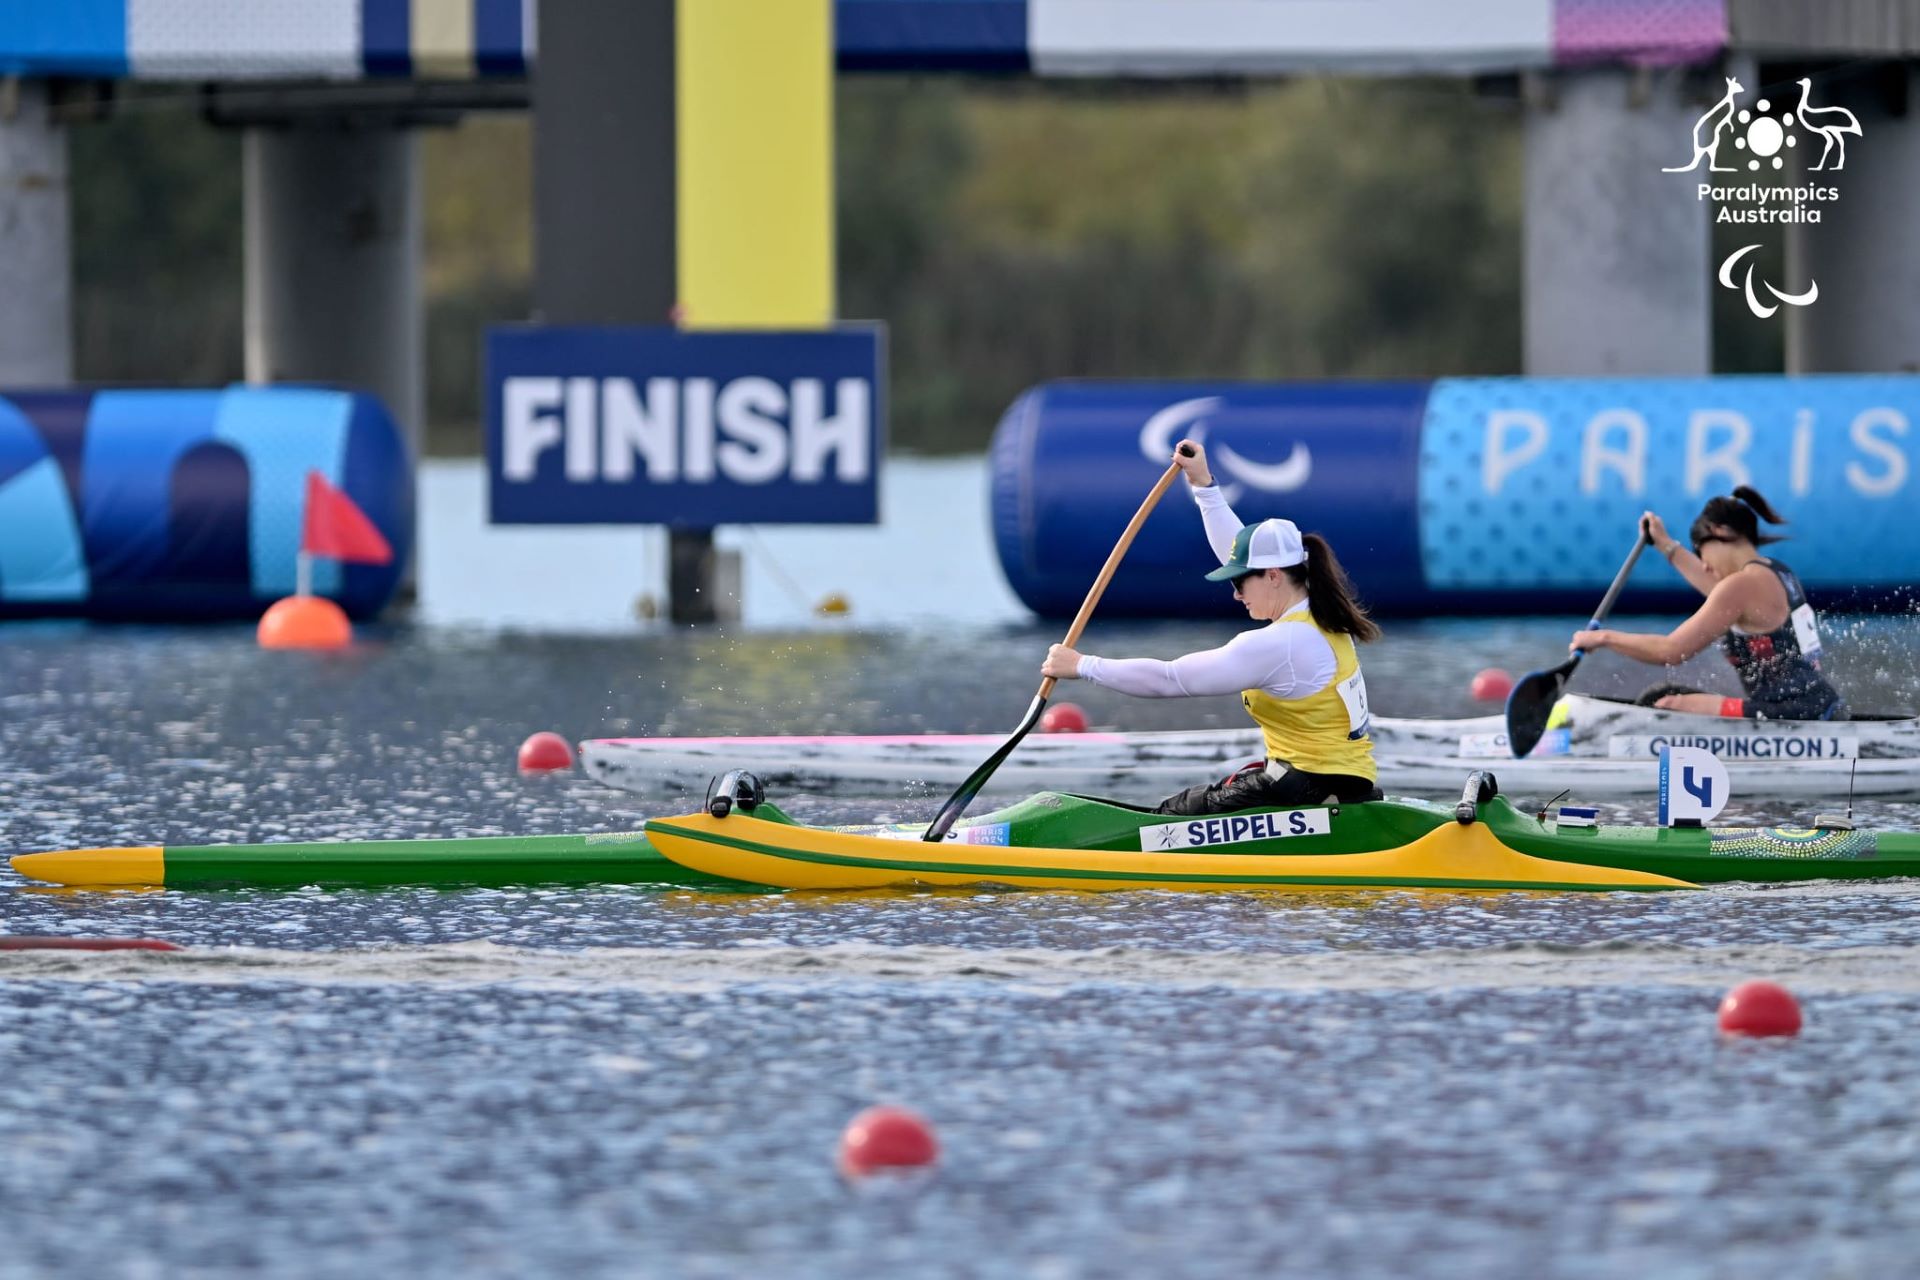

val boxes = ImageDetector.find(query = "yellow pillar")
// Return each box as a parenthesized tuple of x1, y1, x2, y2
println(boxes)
(676, 0, 834, 329)
(668, 0, 838, 624)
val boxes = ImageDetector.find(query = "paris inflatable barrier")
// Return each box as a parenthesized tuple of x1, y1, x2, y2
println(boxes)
(0, 387, 411, 620)
(990, 376, 1920, 617)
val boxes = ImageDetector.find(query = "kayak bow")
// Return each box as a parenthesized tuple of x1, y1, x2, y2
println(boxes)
(8, 829, 720, 890)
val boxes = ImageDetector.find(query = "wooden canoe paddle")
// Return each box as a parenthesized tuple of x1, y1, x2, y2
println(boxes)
(923, 443, 1195, 842)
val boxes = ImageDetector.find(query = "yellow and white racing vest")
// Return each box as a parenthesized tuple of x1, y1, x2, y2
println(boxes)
(1241, 613, 1377, 782)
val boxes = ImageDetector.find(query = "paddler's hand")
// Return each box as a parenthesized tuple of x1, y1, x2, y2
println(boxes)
(1640, 511, 1677, 555)
(1042, 644, 1085, 679)
(1174, 441, 1214, 488)
(1570, 629, 1612, 653)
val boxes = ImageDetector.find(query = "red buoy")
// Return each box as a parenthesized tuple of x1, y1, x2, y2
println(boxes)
(1718, 980, 1802, 1037)
(1040, 702, 1089, 733)
(838, 1105, 939, 1177)
(1470, 668, 1513, 702)
(0, 936, 183, 952)
(518, 731, 575, 773)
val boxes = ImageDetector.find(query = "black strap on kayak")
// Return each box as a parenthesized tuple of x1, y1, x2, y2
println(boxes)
(706, 769, 765, 819)
(1455, 770, 1499, 825)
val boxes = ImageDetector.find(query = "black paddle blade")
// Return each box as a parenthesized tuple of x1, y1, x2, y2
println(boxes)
(924, 694, 1047, 842)
(1504, 531, 1644, 760)
(1505, 657, 1577, 759)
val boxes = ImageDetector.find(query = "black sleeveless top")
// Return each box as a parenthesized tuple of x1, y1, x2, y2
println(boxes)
(1720, 558, 1842, 718)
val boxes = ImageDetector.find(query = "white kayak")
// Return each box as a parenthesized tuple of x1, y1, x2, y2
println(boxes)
(581, 693, 1920, 801)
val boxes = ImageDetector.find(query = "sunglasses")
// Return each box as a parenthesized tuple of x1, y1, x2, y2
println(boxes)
(1231, 570, 1265, 595)
(1692, 533, 1734, 555)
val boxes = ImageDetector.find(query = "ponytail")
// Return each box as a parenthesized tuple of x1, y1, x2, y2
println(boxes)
(1732, 485, 1787, 525)
(1284, 533, 1381, 643)
(1690, 485, 1787, 548)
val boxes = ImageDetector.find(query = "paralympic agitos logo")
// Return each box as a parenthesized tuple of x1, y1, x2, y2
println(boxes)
(1138, 397, 1310, 502)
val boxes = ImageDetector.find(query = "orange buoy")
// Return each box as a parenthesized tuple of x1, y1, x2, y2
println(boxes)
(1040, 702, 1089, 733)
(838, 1105, 938, 1177)
(257, 595, 352, 650)
(1718, 980, 1802, 1037)
(518, 731, 575, 773)
(1470, 668, 1513, 702)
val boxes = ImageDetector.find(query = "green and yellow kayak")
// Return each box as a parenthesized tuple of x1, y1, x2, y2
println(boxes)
(11, 773, 1915, 892)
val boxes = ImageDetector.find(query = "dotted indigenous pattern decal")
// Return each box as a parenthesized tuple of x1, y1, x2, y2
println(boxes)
(1708, 826, 1878, 860)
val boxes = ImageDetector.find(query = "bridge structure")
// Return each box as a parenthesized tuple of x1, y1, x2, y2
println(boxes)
(2, 0, 1917, 618)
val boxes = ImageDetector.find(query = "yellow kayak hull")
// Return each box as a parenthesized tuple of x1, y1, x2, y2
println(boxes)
(643, 813, 1696, 893)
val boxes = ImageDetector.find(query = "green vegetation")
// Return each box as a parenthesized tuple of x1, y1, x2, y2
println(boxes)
(66, 77, 1771, 455)
(841, 78, 1525, 451)
(70, 109, 243, 387)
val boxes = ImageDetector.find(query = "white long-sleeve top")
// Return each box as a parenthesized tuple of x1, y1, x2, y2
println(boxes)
(1077, 484, 1338, 701)
(1191, 482, 1245, 564)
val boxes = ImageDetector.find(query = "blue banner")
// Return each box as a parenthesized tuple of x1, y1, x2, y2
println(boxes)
(486, 326, 885, 526)
(990, 381, 1429, 617)
(1419, 375, 1920, 591)
(990, 375, 1920, 617)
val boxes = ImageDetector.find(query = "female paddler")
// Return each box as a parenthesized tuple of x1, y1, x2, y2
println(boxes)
(1569, 486, 1848, 721)
(1040, 440, 1382, 815)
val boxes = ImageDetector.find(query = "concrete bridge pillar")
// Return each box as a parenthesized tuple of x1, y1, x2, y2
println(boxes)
(243, 123, 423, 460)
(1524, 68, 1711, 375)
(1786, 65, 1920, 373)
(0, 81, 73, 385)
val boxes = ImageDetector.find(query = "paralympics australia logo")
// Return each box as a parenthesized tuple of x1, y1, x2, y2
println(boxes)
(1137, 397, 1309, 502)
(1664, 75, 1861, 318)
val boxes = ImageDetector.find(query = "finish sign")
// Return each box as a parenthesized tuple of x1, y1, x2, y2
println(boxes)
(1658, 746, 1730, 826)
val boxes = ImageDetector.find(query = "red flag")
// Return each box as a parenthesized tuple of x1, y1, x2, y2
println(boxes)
(301, 471, 393, 566)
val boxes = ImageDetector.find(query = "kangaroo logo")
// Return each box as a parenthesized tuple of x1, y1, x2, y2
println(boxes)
(1664, 76, 1744, 173)
(1137, 396, 1311, 504)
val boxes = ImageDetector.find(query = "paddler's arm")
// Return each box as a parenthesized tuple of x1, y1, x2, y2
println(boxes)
(1173, 441, 1245, 565)
(1045, 629, 1318, 700)
(1569, 572, 1756, 666)
(1643, 511, 1715, 597)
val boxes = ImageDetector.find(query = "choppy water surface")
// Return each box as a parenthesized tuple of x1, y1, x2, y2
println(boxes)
(4, 615, 1920, 1278)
